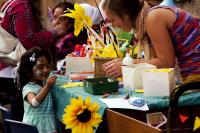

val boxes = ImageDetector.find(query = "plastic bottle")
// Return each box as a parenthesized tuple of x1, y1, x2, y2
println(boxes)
(122, 49, 133, 66)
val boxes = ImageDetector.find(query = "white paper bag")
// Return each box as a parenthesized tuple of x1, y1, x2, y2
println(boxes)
(122, 63, 156, 90)
(143, 68, 175, 97)
(65, 57, 94, 73)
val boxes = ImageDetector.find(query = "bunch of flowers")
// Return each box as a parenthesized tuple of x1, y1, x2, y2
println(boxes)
(62, 3, 123, 59)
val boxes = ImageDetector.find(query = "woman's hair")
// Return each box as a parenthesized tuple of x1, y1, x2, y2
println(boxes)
(17, 47, 49, 89)
(53, 2, 75, 31)
(102, 0, 144, 27)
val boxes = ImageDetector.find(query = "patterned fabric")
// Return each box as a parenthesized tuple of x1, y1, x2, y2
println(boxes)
(0, 0, 59, 70)
(149, 6, 200, 80)
(22, 82, 58, 133)
(56, 30, 88, 60)
(56, 32, 76, 60)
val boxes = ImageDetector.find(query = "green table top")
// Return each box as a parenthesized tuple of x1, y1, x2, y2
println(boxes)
(51, 75, 200, 121)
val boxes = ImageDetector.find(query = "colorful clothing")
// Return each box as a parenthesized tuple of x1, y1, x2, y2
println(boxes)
(56, 30, 88, 60)
(0, 0, 59, 70)
(149, 6, 200, 80)
(22, 82, 58, 133)
(56, 32, 76, 60)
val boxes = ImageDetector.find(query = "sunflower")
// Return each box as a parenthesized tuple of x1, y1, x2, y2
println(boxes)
(62, 96, 102, 133)
(62, 3, 92, 36)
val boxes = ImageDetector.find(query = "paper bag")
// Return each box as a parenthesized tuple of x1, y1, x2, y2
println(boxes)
(65, 57, 94, 73)
(143, 68, 175, 97)
(122, 63, 156, 90)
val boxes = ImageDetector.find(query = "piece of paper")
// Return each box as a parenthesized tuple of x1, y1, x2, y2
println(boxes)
(61, 82, 83, 88)
(179, 114, 189, 123)
(100, 97, 149, 111)
(193, 116, 200, 131)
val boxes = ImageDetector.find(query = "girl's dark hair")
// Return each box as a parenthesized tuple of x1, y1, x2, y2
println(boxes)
(102, 0, 144, 27)
(17, 47, 48, 90)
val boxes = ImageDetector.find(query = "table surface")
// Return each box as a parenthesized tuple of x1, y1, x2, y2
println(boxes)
(51, 75, 200, 121)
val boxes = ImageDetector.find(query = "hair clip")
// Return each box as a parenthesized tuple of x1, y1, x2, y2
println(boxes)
(29, 53, 35, 62)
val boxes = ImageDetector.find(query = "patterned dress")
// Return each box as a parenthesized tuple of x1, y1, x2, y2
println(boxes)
(22, 82, 58, 133)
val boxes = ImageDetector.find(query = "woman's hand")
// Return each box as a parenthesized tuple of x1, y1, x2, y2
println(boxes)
(103, 58, 122, 78)
(53, 23, 68, 37)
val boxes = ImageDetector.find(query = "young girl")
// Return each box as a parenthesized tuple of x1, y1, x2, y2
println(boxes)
(17, 47, 59, 133)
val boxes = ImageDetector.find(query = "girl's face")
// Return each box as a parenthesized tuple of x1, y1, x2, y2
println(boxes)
(105, 9, 132, 32)
(32, 56, 51, 82)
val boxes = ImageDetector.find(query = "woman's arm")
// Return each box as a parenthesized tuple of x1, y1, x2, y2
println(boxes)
(13, 2, 65, 49)
(145, 8, 176, 68)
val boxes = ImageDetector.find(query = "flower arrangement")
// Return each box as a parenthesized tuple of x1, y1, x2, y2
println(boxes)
(62, 96, 102, 133)
(62, 3, 123, 59)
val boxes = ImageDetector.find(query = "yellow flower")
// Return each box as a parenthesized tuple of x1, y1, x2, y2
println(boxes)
(101, 44, 123, 58)
(63, 3, 92, 36)
(63, 96, 102, 133)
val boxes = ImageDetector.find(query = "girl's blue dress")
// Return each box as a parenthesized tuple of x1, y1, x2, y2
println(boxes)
(22, 82, 58, 133)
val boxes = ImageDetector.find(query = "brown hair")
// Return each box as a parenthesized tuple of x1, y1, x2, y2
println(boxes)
(102, 0, 144, 27)
(53, 2, 75, 30)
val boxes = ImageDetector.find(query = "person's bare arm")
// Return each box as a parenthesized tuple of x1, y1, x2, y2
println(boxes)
(26, 76, 57, 106)
(145, 8, 176, 68)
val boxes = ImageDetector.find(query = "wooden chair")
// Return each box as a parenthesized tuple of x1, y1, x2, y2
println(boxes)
(167, 81, 200, 133)
(0, 104, 12, 133)
(4, 119, 39, 133)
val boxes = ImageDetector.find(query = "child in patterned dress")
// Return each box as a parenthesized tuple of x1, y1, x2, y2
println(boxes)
(17, 47, 59, 133)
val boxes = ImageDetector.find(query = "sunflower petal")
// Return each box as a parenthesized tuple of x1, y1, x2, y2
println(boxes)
(85, 97, 91, 106)
(66, 119, 79, 129)
(87, 126, 94, 133)
(73, 122, 82, 133)
(81, 124, 87, 133)
(88, 102, 99, 112)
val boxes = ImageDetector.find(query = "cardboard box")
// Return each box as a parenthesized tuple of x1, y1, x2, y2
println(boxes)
(143, 68, 175, 97)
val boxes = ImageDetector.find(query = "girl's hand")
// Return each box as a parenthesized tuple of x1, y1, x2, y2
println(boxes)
(103, 58, 123, 78)
(46, 76, 57, 88)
